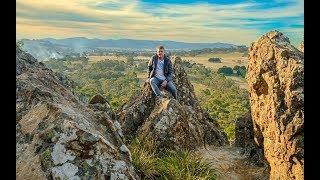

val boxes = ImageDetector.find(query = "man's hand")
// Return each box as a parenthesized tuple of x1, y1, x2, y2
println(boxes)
(144, 79, 150, 88)
(161, 80, 168, 87)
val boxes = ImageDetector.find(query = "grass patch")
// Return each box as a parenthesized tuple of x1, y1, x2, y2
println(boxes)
(128, 135, 217, 179)
(158, 150, 217, 180)
(128, 135, 160, 179)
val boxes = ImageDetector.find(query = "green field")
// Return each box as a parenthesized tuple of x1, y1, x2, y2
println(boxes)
(179, 52, 248, 70)
(88, 52, 248, 90)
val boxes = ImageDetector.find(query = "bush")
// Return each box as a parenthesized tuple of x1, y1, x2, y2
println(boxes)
(236, 66, 247, 78)
(126, 56, 135, 65)
(217, 66, 233, 75)
(136, 61, 148, 71)
(78, 83, 102, 97)
(224, 125, 236, 141)
(233, 65, 240, 71)
(114, 64, 125, 71)
(181, 60, 193, 68)
(208, 57, 221, 63)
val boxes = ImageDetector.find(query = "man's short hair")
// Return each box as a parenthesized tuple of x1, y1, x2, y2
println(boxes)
(157, 45, 165, 50)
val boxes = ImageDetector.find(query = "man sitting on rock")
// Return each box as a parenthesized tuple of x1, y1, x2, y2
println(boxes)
(146, 45, 177, 100)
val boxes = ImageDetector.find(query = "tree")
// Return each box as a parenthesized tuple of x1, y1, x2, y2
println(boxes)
(136, 61, 148, 71)
(181, 60, 193, 68)
(126, 56, 135, 65)
(114, 64, 126, 71)
(237, 68, 247, 78)
(78, 83, 102, 97)
(217, 66, 233, 75)
(208, 57, 221, 63)
(233, 65, 240, 71)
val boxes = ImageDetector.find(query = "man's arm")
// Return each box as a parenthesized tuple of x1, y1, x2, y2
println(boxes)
(165, 58, 173, 82)
(147, 56, 154, 79)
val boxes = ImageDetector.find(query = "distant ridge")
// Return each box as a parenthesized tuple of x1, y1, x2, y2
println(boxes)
(40, 37, 238, 50)
(20, 37, 243, 61)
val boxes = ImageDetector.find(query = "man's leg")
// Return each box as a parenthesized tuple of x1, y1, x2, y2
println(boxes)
(150, 77, 163, 97)
(166, 81, 177, 99)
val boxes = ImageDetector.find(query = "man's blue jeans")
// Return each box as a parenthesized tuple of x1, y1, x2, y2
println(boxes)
(150, 77, 177, 99)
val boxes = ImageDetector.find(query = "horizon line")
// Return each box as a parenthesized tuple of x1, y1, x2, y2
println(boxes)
(18, 37, 246, 46)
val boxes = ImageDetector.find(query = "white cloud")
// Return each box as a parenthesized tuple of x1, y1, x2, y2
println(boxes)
(16, 0, 303, 46)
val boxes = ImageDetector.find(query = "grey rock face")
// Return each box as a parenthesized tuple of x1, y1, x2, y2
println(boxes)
(16, 49, 139, 180)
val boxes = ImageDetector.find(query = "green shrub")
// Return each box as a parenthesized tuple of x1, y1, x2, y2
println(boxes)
(158, 150, 217, 180)
(224, 125, 236, 141)
(236, 67, 247, 78)
(181, 60, 193, 68)
(233, 65, 240, 71)
(128, 135, 160, 179)
(217, 66, 233, 75)
(208, 57, 221, 63)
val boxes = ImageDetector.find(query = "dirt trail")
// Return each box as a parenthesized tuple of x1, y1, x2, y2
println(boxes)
(197, 145, 268, 180)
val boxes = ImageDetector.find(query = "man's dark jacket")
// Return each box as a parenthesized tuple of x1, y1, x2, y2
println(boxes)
(147, 54, 173, 82)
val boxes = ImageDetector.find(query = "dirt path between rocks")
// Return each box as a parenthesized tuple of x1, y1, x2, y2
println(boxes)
(197, 145, 269, 180)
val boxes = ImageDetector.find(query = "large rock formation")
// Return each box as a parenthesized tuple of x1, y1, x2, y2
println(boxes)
(246, 30, 304, 179)
(117, 56, 228, 150)
(16, 48, 138, 180)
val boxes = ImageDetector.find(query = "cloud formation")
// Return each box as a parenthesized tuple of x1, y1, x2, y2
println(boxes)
(16, 0, 304, 46)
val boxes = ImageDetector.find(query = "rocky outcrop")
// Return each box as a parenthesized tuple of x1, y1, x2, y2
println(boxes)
(299, 40, 304, 52)
(117, 56, 228, 150)
(246, 30, 304, 179)
(16, 48, 138, 180)
(235, 112, 267, 168)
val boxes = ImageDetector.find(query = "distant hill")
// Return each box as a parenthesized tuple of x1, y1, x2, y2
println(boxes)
(20, 37, 241, 61)
(42, 37, 238, 50)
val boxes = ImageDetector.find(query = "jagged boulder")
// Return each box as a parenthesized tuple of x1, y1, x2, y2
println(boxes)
(235, 112, 267, 168)
(117, 56, 228, 150)
(16, 48, 138, 180)
(86, 100, 117, 122)
(246, 30, 304, 179)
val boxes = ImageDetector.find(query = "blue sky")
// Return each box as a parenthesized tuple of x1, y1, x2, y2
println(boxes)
(16, 0, 304, 47)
